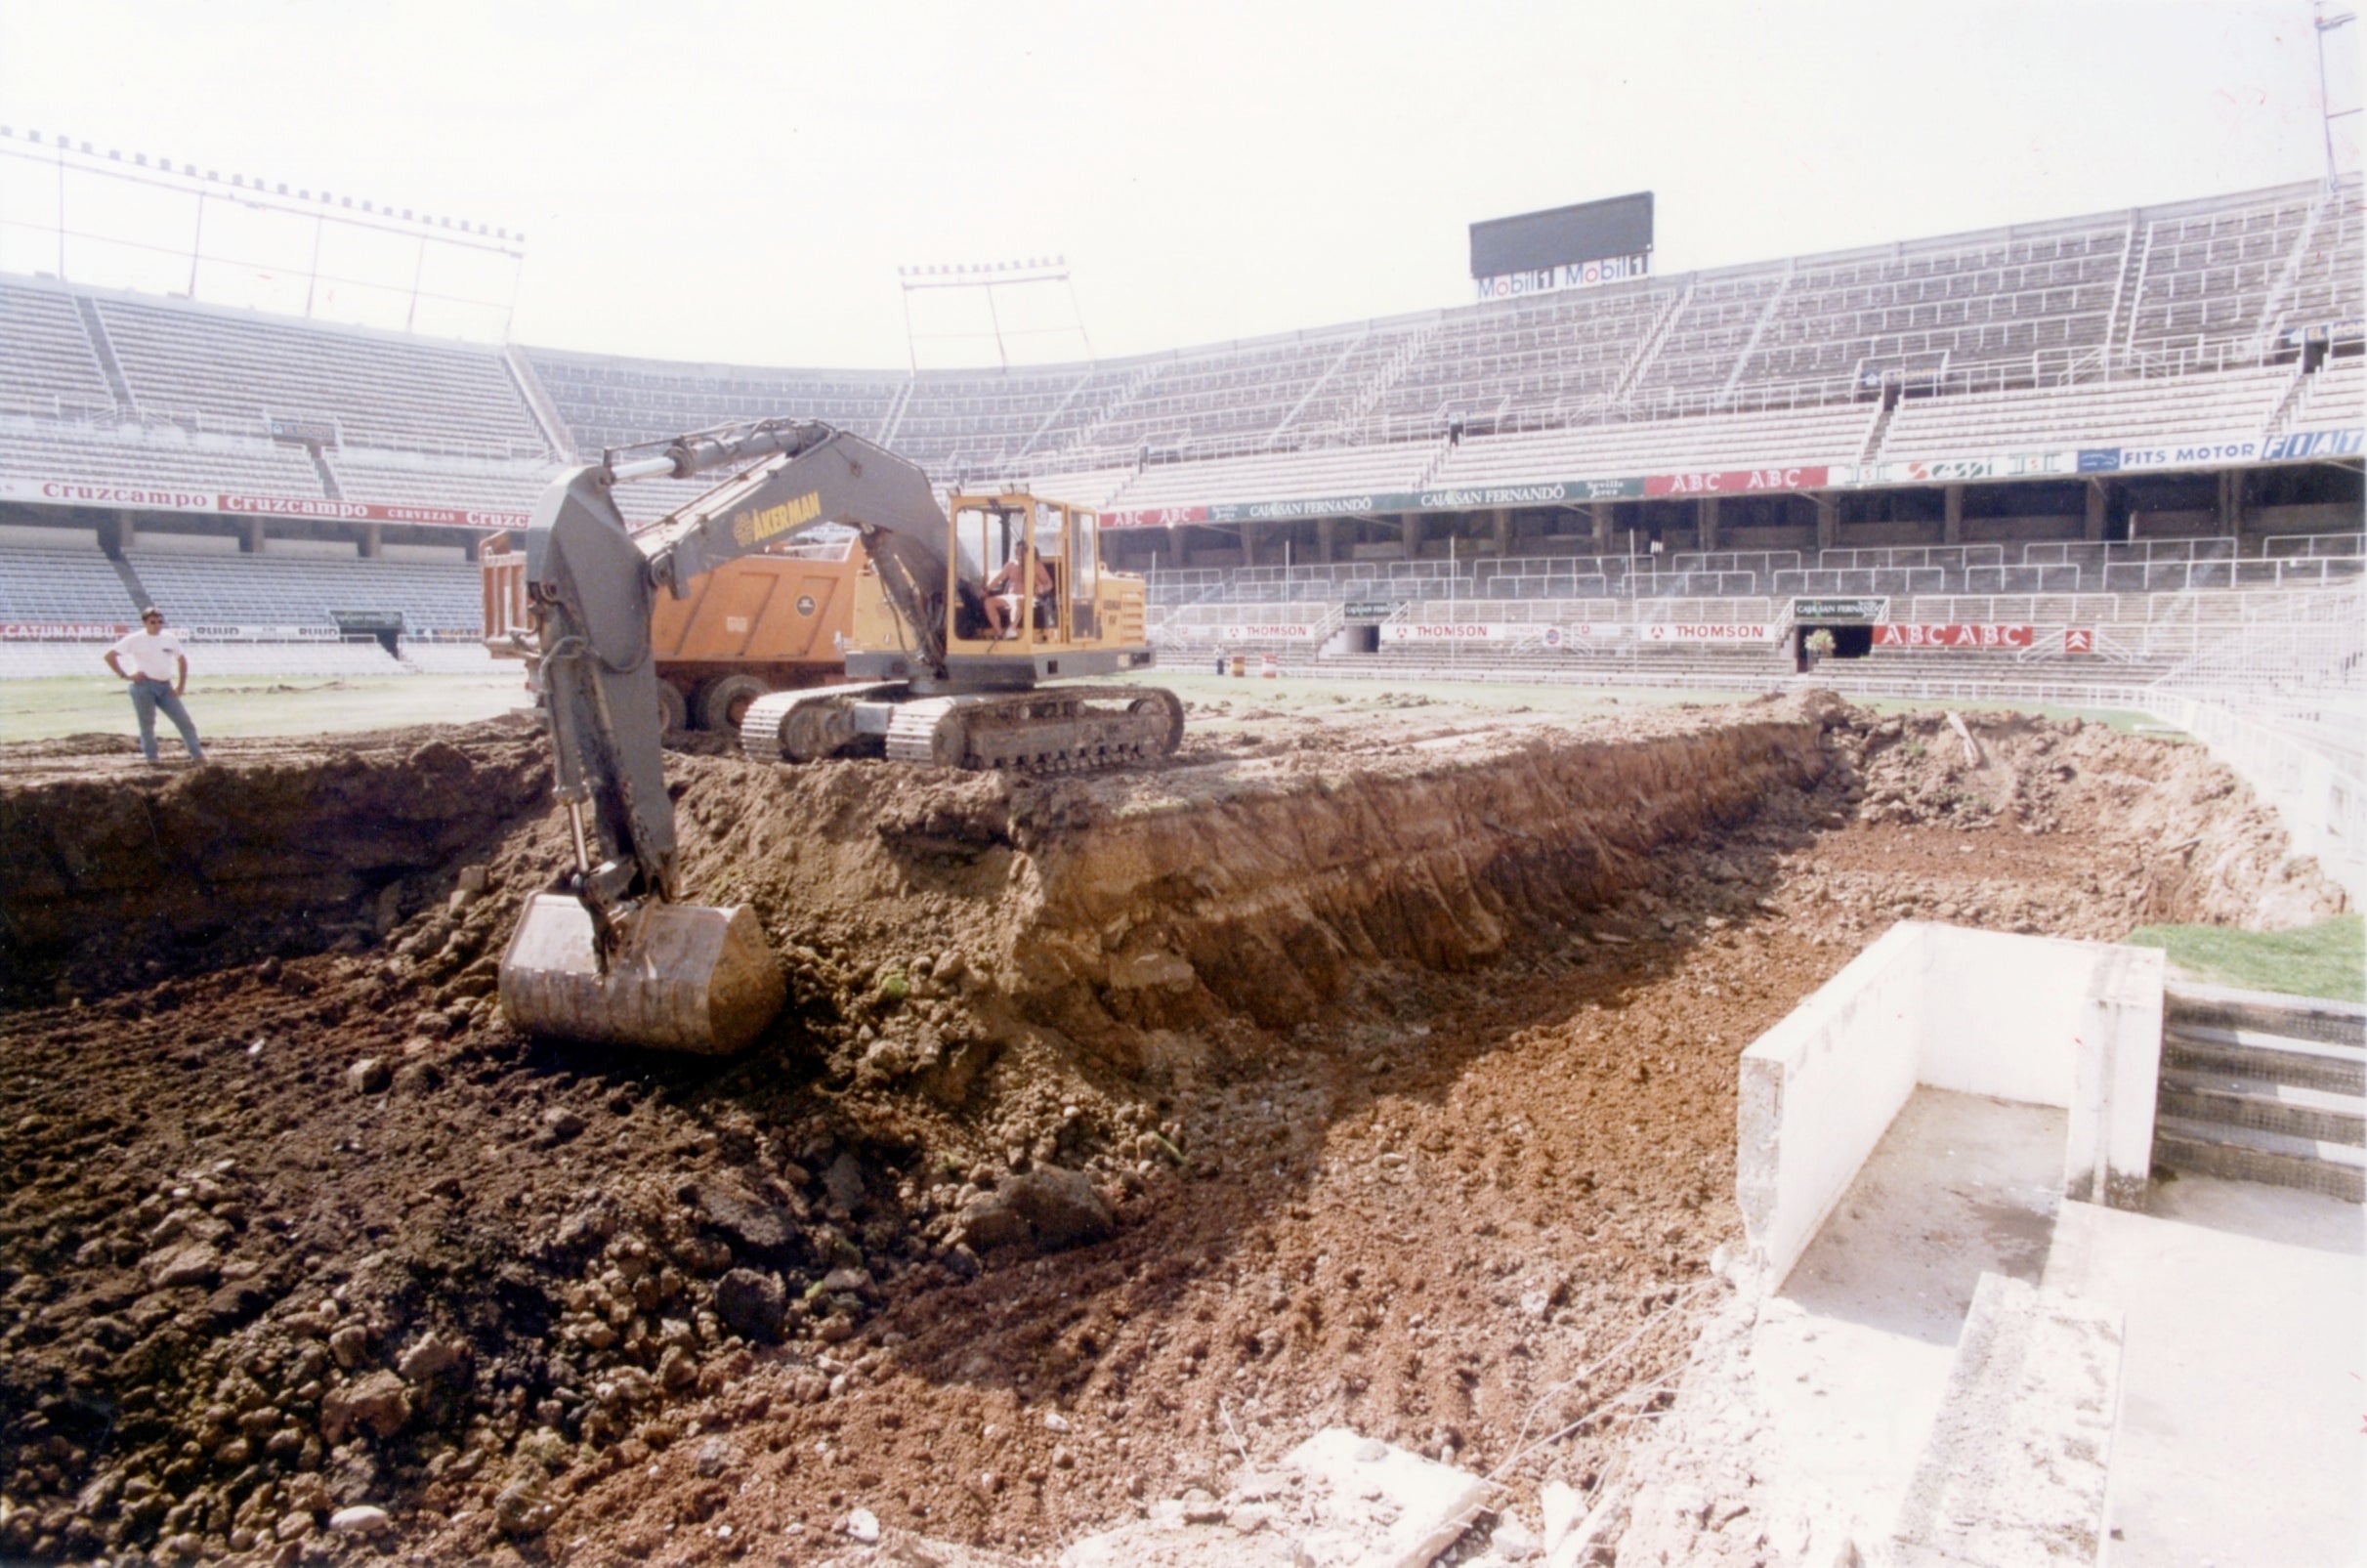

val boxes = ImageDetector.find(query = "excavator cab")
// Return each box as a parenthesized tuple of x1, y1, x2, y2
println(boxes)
(944, 494, 1094, 646)
(838, 489, 1155, 692)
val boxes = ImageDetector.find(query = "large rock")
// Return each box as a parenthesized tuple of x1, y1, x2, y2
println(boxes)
(1004, 1167, 1116, 1249)
(961, 1167, 1116, 1253)
(145, 1242, 221, 1291)
(823, 1151, 867, 1211)
(713, 1268, 788, 1342)
(692, 1174, 792, 1254)
(320, 1371, 411, 1443)
(396, 1331, 466, 1384)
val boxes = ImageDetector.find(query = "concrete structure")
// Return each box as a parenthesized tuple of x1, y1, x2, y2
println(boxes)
(1890, 1273, 2125, 1567)
(1705, 933, 2363, 1567)
(1737, 922, 2164, 1287)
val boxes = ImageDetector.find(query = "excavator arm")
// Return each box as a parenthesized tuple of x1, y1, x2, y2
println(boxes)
(502, 419, 954, 1053)
(521, 419, 951, 918)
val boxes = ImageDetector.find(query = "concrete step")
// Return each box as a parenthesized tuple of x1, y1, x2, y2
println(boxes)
(2153, 1113, 2366, 1203)
(2161, 1024, 2367, 1095)
(2157, 1068, 2367, 1147)
(2164, 980, 2365, 1047)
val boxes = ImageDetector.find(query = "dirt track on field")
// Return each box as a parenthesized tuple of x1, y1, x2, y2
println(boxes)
(0, 694, 2342, 1566)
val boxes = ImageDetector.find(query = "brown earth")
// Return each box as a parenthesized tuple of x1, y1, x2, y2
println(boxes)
(0, 696, 2342, 1567)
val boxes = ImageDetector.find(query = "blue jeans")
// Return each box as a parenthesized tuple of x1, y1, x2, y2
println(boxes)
(128, 677, 204, 762)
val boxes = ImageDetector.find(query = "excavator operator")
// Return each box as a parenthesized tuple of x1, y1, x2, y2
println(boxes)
(981, 540, 1052, 639)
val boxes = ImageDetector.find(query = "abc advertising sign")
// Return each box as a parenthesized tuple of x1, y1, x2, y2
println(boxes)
(1099, 504, 1210, 530)
(1874, 624, 2035, 650)
(1645, 466, 1829, 496)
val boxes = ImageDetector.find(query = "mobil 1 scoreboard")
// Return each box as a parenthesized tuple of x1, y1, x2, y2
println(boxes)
(1471, 191, 1654, 302)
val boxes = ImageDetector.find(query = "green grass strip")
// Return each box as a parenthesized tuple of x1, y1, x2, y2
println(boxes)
(2125, 914, 2365, 1003)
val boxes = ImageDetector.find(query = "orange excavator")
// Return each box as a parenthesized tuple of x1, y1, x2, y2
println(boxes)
(492, 419, 1179, 1056)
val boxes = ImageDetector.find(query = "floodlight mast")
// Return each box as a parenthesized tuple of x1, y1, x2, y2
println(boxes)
(895, 258, 1091, 372)
(0, 130, 527, 337)
(2319, 4, 2360, 185)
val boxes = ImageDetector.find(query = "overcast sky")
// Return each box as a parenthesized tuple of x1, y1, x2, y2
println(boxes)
(1, 2, 2353, 369)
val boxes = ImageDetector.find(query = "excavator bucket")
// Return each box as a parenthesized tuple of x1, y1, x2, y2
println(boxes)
(499, 894, 786, 1055)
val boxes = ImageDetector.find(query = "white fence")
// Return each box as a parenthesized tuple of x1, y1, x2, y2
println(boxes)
(2146, 694, 2367, 904)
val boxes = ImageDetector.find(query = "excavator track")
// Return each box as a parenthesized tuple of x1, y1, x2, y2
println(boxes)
(739, 682, 903, 764)
(741, 683, 1183, 773)
(891, 685, 1184, 772)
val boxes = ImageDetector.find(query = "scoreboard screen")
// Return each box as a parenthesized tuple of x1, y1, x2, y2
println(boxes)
(1470, 192, 1655, 279)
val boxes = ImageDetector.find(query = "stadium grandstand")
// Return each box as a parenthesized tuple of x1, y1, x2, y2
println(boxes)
(0, 174, 2358, 710)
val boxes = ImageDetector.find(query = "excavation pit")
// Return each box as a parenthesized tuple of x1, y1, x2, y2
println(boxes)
(0, 692, 2341, 1565)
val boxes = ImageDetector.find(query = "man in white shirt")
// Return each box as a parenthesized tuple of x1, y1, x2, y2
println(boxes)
(104, 608, 207, 764)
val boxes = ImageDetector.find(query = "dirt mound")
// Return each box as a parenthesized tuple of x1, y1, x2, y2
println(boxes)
(1832, 708, 2343, 930)
(0, 694, 2342, 1566)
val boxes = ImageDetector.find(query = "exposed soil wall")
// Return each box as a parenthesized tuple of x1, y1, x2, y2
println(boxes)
(0, 728, 549, 1007)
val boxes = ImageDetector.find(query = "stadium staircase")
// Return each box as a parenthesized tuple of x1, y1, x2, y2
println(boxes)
(71, 297, 135, 409)
(108, 554, 153, 614)
(1607, 279, 1692, 404)
(502, 344, 574, 460)
(2103, 213, 2147, 369)
(1336, 323, 1438, 444)
(1271, 327, 1372, 445)
(1718, 266, 1793, 404)
(2154, 983, 2366, 1203)
(2249, 187, 2330, 358)
(875, 377, 914, 451)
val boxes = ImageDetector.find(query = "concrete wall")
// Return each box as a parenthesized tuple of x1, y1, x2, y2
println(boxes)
(1739, 922, 2165, 1287)
(1736, 924, 1925, 1290)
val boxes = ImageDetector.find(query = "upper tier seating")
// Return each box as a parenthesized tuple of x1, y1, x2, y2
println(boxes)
(125, 550, 481, 633)
(1114, 445, 1434, 508)
(0, 177, 2356, 537)
(1001, 467, 1137, 510)
(1072, 332, 1400, 459)
(1428, 403, 1877, 487)
(1373, 285, 1669, 434)
(525, 349, 903, 456)
(1735, 221, 2128, 396)
(2277, 191, 2364, 334)
(95, 296, 545, 455)
(894, 367, 1102, 472)
(2281, 353, 2363, 432)
(1627, 272, 1787, 403)
(2125, 189, 2317, 364)
(1880, 366, 2293, 460)
(325, 452, 548, 515)
(0, 417, 327, 496)
(0, 279, 114, 416)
